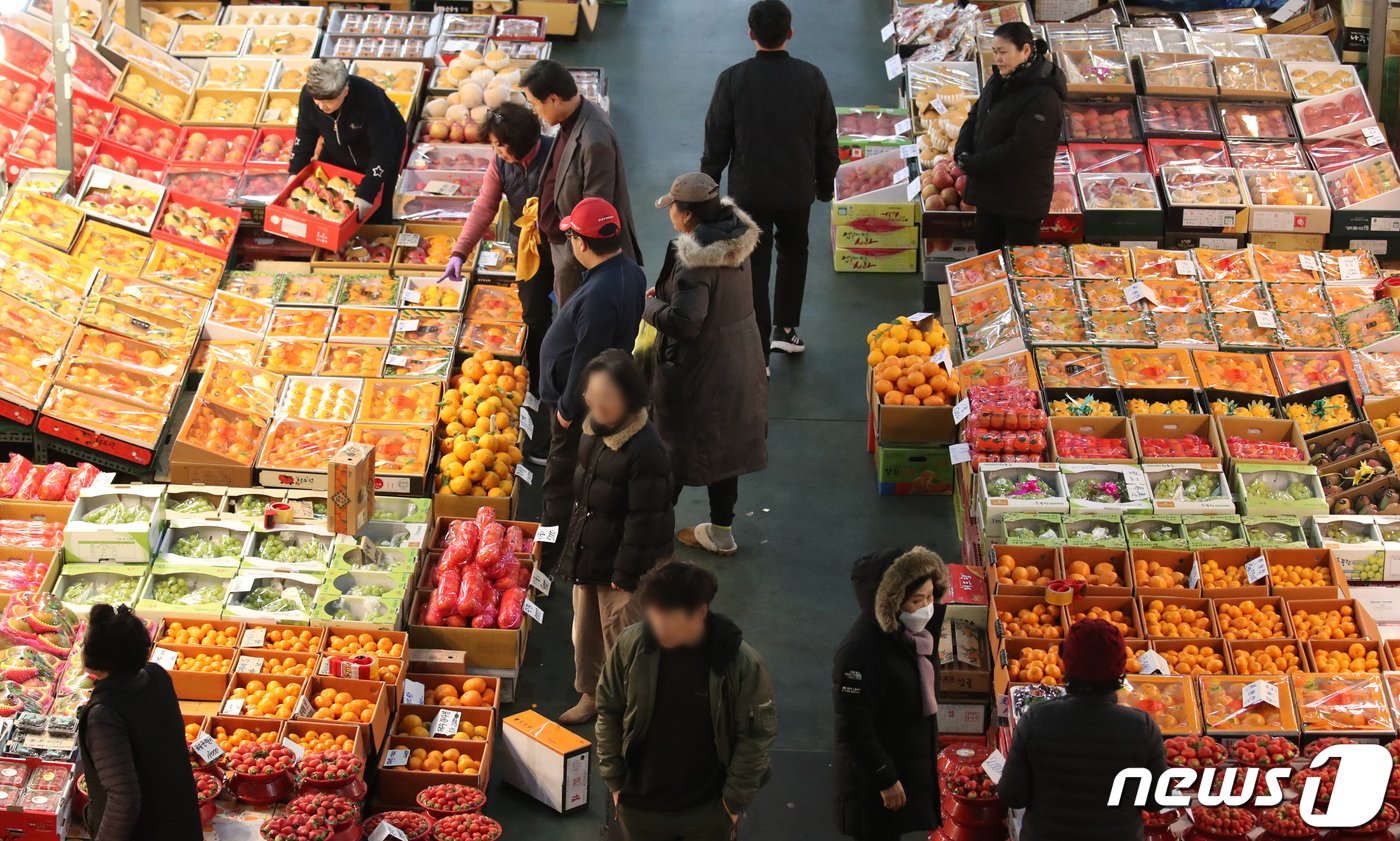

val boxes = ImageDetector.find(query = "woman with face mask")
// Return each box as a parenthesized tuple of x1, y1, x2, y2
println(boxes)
(832, 547, 948, 841)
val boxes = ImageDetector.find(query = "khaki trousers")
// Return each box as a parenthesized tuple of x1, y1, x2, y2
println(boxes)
(573, 583, 641, 695)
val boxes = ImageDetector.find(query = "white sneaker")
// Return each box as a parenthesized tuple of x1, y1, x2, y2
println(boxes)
(771, 327, 805, 354)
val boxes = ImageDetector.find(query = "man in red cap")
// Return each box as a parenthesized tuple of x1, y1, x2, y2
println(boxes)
(998, 618, 1168, 841)
(537, 198, 647, 718)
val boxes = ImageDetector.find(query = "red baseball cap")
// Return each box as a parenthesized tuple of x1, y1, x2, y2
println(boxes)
(560, 197, 622, 238)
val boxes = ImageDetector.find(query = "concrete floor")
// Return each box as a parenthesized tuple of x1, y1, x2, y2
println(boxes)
(489, 2, 957, 837)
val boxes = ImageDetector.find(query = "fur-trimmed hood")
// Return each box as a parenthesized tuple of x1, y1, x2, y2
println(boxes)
(851, 547, 950, 634)
(673, 198, 760, 270)
(583, 409, 648, 451)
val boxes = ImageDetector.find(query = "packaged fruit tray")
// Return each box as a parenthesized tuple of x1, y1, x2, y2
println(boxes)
(1024, 310, 1087, 344)
(94, 275, 208, 325)
(357, 378, 440, 425)
(0, 193, 83, 251)
(163, 168, 240, 204)
(1190, 30, 1264, 58)
(1132, 249, 1201, 285)
(459, 320, 526, 357)
(1194, 351, 1279, 395)
(267, 306, 334, 340)
(1146, 139, 1229, 171)
(153, 191, 238, 258)
(1250, 247, 1321, 283)
(1154, 312, 1216, 347)
(67, 325, 184, 377)
(393, 308, 461, 346)
(1108, 348, 1199, 389)
(1199, 674, 1298, 734)
(1138, 96, 1220, 138)
(1076, 172, 1160, 211)
(82, 295, 197, 349)
(329, 307, 397, 344)
(1086, 310, 1155, 346)
(277, 376, 361, 423)
(257, 418, 349, 471)
(142, 242, 225, 298)
(279, 274, 343, 306)
(1228, 139, 1308, 170)
(351, 424, 431, 477)
(1210, 311, 1282, 349)
(41, 384, 166, 447)
(1338, 299, 1400, 349)
(382, 345, 452, 379)
(1286, 62, 1363, 99)
(338, 274, 401, 307)
(317, 344, 387, 378)
(1060, 50, 1133, 95)
(1193, 249, 1257, 282)
(1069, 244, 1131, 279)
(177, 399, 266, 465)
(1307, 131, 1388, 174)
(951, 282, 1012, 326)
(1069, 143, 1148, 174)
(1213, 57, 1288, 100)
(198, 357, 283, 416)
(1322, 153, 1400, 210)
(945, 252, 1008, 295)
(1079, 277, 1134, 310)
(1015, 277, 1078, 310)
(1118, 675, 1200, 735)
(1294, 87, 1376, 140)
(1264, 33, 1337, 62)
(258, 337, 321, 374)
(1292, 673, 1395, 732)
(1063, 102, 1140, 142)
(1161, 165, 1244, 208)
(1139, 52, 1218, 98)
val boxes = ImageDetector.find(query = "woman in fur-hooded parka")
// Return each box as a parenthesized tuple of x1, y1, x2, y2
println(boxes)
(644, 198, 768, 487)
(833, 547, 949, 841)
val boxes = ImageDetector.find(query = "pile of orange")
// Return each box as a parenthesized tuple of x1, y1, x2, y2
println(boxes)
(260, 628, 322, 653)
(1232, 643, 1302, 675)
(392, 746, 481, 775)
(184, 723, 202, 745)
(1313, 642, 1380, 673)
(422, 677, 495, 708)
(229, 679, 304, 719)
(1217, 601, 1286, 640)
(1071, 606, 1133, 636)
(872, 356, 961, 408)
(212, 725, 278, 753)
(310, 688, 377, 723)
(379, 662, 402, 684)
(1291, 605, 1360, 640)
(325, 633, 404, 659)
(1006, 645, 1063, 685)
(993, 553, 1051, 588)
(1269, 564, 1330, 588)
(286, 729, 356, 753)
(255, 656, 313, 677)
(1199, 559, 1249, 589)
(1064, 559, 1121, 587)
(1160, 643, 1225, 675)
(1143, 599, 1215, 638)
(1134, 558, 1188, 589)
(396, 713, 489, 741)
(436, 351, 526, 499)
(996, 605, 1062, 639)
(161, 622, 238, 647)
(1125, 644, 1147, 674)
(176, 652, 231, 673)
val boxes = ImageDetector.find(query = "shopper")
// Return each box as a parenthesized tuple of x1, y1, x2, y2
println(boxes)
(701, 0, 838, 361)
(538, 198, 647, 577)
(597, 561, 778, 841)
(952, 22, 1066, 254)
(645, 173, 768, 557)
(441, 102, 555, 405)
(833, 547, 949, 841)
(556, 350, 675, 725)
(290, 58, 407, 225)
(999, 619, 1168, 841)
(78, 604, 201, 841)
(522, 59, 642, 305)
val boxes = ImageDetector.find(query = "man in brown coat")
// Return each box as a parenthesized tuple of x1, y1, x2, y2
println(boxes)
(523, 60, 643, 305)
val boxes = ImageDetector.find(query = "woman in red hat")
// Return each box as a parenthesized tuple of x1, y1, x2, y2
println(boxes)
(998, 618, 1168, 841)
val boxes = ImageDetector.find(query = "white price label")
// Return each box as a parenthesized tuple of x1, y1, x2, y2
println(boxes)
(234, 656, 265, 674)
(263, 108, 282, 122)
(424, 180, 459, 196)
(1125, 281, 1157, 306)
(229, 576, 256, 593)
(385, 354, 409, 367)
(1271, 0, 1306, 22)
(884, 54, 904, 79)
(370, 822, 410, 841)
(514, 463, 534, 485)
(190, 731, 224, 764)
(401, 288, 422, 304)
(88, 169, 112, 190)
(396, 232, 421, 248)
(1357, 239, 1390, 254)
(519, 409, 534, 438)
(1137, 650, 1171, 675)
(1253, 310, 1278, 329)
(431, 708, 461, 737)
(891, 166, 909, 185)
(948, 443, 972, 464)
(1120, 241, 1156, 250)
(401, 678, 425, 706)
(906, 179, 922, 202)
(931, 99, 948, 115)
(1200, 237, 1236, 249)
(523, 598, 544, 624)
(281, 737, 305, 761)
(479, 251, 501, 267)
(1123, 471, 1151, 501)
(1339, 255, 1365, 279)
(397, 318, 419, 332)
(382, 748, 411, 769)
(222, 697, 245, 715)
(150, 647, 178, 670)
(932, 346, 953, 372)
(981, 750, 1006, 785)
(295, 695, 313, 719)
(1245, 556, 1270, 583)
(895, 117, 913, 135)
(530, 566, 553, 596)
(524, 392, 541, 411)
(1174, 259, 1197, 276)
(534, 524, 559, 544)
(1242, 678, 1280, 708)
(952, 399, 971, 424)
(880, 21, 896, 41)
(899, 143, 920, 160)
(317, 658, 332, 676)
(1370, 218, 1400, 233)
(906, 312, 933, 322)
(1188, 560, 1201, 589)
(1364, 126, 1387, 147)
(1299, 253, 1322, 271)
(240, 627, 266, 648)
(1182, 208, 1237, 228)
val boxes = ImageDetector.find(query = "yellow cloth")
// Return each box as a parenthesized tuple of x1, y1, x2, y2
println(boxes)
(633, 319, 659, 380)
(515, 197, 540, 281)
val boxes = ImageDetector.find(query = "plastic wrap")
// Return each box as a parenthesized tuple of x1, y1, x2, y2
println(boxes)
(1134, 249, 1199, 284)
(42, 386, 165, 447)
(1140, 97, 1218, 136)
(0, 593, 77, 658)
(35, 463, 68, 502)
(1015, 277, 1077, 310)
(1024, 310, 1086, 344)
(12, 469, 38, 500)
(1109, 349, 1198, 388)
(958, 309, 1021, 359)
(1153, 312, 1215, 346)
(1293, 673, 1393, 731)
(1070, 244, 1131, 279)
(1194, 249, 1257, 282)
(1214, 57, 1286, 97)
(1296, 87, 1375, 138)
(1204, 280, 1268, 312)
(1339, 299, 1400, 348)
(1264, 34, 1337, 62)
(498, 587, 526, 630)
(1162, 166, 1243, 206)
(1148, 139, 1230, 170)
(455, 565, 491, 618)
(1266, 280, 1327, 312)
(1069, 143, 1148, 173)
(0, 454, 32, 497)
(951, 282, 1012, 326)
(258, 419, 348, 470)
(1227, 139, 1308, 170)
(945, 252, 1008, 295)
(1077, 172, 1159, 211)
(1211, 311, 1282, 348)
(258, 338, 321, 374)
(1355, 352, 1400, 396)
(1307, 132, 1389, 174)
(317, 343, 388, 377)
(1079, 278, 1133, 310)
(1064, 102, 1139, 141)
(1141, 52, 1218, 95)
(1059, 50, 1132, 92)
(1087, 310, 1155, 345)
(280, 274, 342, 305)
(0, 521, 63, 549)
(1036, 347, 1112, 388)
(1288, 63, 1362, 98)
(268, 306, 333, 339)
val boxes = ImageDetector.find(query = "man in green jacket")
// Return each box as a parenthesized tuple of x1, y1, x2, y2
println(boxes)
(596, 561, 778, 841)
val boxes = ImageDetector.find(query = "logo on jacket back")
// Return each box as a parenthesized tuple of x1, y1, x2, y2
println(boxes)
(1108, 743, 1392, 829)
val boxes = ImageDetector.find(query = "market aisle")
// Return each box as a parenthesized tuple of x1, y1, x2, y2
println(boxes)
(488, 2, 960, 837)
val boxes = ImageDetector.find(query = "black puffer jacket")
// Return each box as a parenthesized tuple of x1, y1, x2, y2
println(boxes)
(558, 410, 674, 590)
(290, 75, 408, 205)
(833, 547, 949, 840)
(999, 692, 1168, 841)
(952, 52, 1066, 219)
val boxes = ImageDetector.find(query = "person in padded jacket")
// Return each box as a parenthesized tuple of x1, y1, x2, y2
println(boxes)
(999, 619, 1169, 841)
(289, 59, 407, 225)
(833, 547, 949, 841)
(952, 22, 1066, 254)
(556, 349, 674, 725)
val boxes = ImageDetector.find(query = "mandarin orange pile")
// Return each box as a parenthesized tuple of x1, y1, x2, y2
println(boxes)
(872, 356, 961, 408)
(325, 632, 403, 658)
(286, 729, 356, 753)
(212, 725, 278, 753)
(256, 656, 312, 677)
(1232, 643, 1301, 674)
(1071, 606, 1133, 636)
(1125, 644, 1147, 674)
(1160, 643, 1225, 675)
(229, 679, 304, 718)
(396, 713, 489, 741)
(184, 723, 201, 745)
(1134, 558, 1188, 589)
(437, 351, 526, 499)
(997, 605, 1062, 639)
(1291, 606, 1359, 640)
(994, 553, 1052, 588)
(1006, 645, 1063, 684)
(392, 745, 481, 775)
(1217, 601, 1286, 640)
(161, 621, 238, 647)
(1144, 600, 1214, 638)
(1064, 559, 1121, 587)
(176, 652, 230, 673)
(310, 687, 376, 723)
(1269, 564, 1330, 588)
(261, 628, 322, 652)
(1313, 642, 1381, 673)
(1200, 559, 1249, 589)
(379, 662, 402, 684)
(422, 677, 495, 708)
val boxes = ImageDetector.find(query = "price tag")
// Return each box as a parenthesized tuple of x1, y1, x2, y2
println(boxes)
(1138, 650, 1172, 675)
(222, 697, 245, 715)
(1188, 560, 1201, 589)
(397, 318, 419, 332)
(1245, 556, 1270, 583)
(905, 179, 922, 202)
(948, 443, 972, 465)
(981, 750, 1005, 785)
(263, 108, 282, 121)
(424, 180, 459, 196)
(88, 168, 112, 190)
(1174, 259, 1197, 276)
(479, 251, 501, 267)
(891, 166, 909, 185)
(1199, 237, 1236, 250)
(522, 391, 541, 411)
(240, 627, 266, 648)
(534, 524, 559, 544)
(1182, 208, 1237, 228)
(899, 143, 920, 161)
(1123, 471, 1151, 501)
(382, 748, 411, 769)
(931, 99, 948, 115)
(370, 823, 410, 841)
(519, 410, 534, 438)
(229, 575, 255, 593)
(396, 232, 421, 248)
(1120, 241, 1156, 250)
(317, 659, 332, 676)
(1125, 281, 1157, 306)
(401, 678, 425, 706)
(234, 656, 264, 674)
(1253, 310, 1278, 329)
(895, 117, 912, 135)
(530, 566, 553, 596)
(1370, 218, 1400, 233)
(385, 354, 408, 367)
(1270, 0, 1306, 22)
(1299, 253, 1321, 271)
(514, 463, 534, 485)
(523, 598, 544, 624)
(1364, 126, 1386, 147)
(431, 708, 461, 737)
(190, 731, 224, 764)
(880, 20, 895, 41)
(295, 695, 313, 719)
(884, 54, 903, 80)
(1357, 239, 1390, 255)
(150, 647, 178, 670)
(1242, 679, 1280, 708)
(401, 288, 422, 304)
(281, 737, 305, 762)
(906, 312, 933, 323)
(932, 346, 953, 372)
(952, 399, 971, 424)
(1339, 255, 1364, 279)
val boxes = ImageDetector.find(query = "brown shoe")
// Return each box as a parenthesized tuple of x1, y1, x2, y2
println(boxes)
(558, 694, 597, 725)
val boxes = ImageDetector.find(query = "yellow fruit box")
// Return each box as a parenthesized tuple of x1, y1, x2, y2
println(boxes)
(834, 247, 919, 273)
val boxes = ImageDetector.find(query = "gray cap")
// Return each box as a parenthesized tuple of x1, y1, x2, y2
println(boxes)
(655, 172, 719, 208)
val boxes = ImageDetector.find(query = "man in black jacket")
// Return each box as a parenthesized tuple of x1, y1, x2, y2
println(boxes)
(701, 0, 838, 364)
(289, 59, 407, 225)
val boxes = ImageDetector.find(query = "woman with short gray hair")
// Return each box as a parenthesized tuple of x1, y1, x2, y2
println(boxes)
(288, 58, 407, 224)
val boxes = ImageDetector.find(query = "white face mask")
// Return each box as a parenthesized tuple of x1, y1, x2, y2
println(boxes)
(899, 604, 935, 633)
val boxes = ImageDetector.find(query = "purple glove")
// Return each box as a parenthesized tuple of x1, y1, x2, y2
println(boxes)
(441, 254, 464, 283)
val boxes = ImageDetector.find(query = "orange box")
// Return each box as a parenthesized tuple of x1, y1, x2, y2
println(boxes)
(1140, 596, 1218, 638)
(322, 626, 407, 659)
(1118, 674, 1201, 735)
(157, 616, 243, 648)
(1212, 595, 1295, 641)
(1150, 638, 1228, 675)
(239, 623, 326, 653)
(1227, 638, 1306, 675)
(377, 735, 490, 806)
(1067, 595, 1141, 637)
(389, 704, 493, 741)
(1196, 547, 1270, 598)
(161, 643, 235, 701)
(987, 544, 1058, 596)
(234, 649, 317, 678)
(1131, 548, 1201, 597)
(401, 673, 501, 712)
(205, 714, 284, 752)
(1060, 546, 1132, 596)
(218, 673, 309, 720)
(498, 709, 591, 812)
(1199, 674, 1300, 736)
(300, 675, 391, 747)
(990, 594, 1067, 642)
(1281, 598, 1381, 641)
(1306, 638, 1390, 673)
(1264, 548, 1348, 601)
(282, 719, 365, 760)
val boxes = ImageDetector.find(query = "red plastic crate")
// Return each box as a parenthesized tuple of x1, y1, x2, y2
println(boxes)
(247, 126, 295, 167)
(162, 165, 241, 205)
(91, 138, 169, 183)
(0, 758, 74, 841)
(5, 116, 95, 181)
(102, 106, 180, 161)
(30, 86, 115, 140)
(153, 189, 239, 258)
(264, 161, 378, 250)
(173, 125, 255, 169)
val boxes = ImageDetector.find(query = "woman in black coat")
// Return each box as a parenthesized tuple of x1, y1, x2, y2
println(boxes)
(833, 547, 949, 841)
(952, 22, 1066, 254)
(556, 349, 674, 724)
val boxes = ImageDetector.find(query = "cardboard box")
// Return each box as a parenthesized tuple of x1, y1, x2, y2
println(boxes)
(1049, 416, 1140, 464)
(937, 702, 990, 735)
(1198, 546, 1272, 598)
(328, 443, 374, 535)
(1139, 595, 1218, 638)
(875, 444, 953, 495)
(497, 710, 591, 814)
(1132, 547, 1203, 597)
(831, 222, 920, 249)
(833, 247, 919, 273)
(517, 0, 598, 36)
(407, 648, 466, 676)
(1215, 416, 1309, 469)
(378, 735, 490, 806)
(1133, 414, 1225, 467)
(64, 486, 166, 564)
(407, 590, 530, 670)
(1266, 547, 1350, 599)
